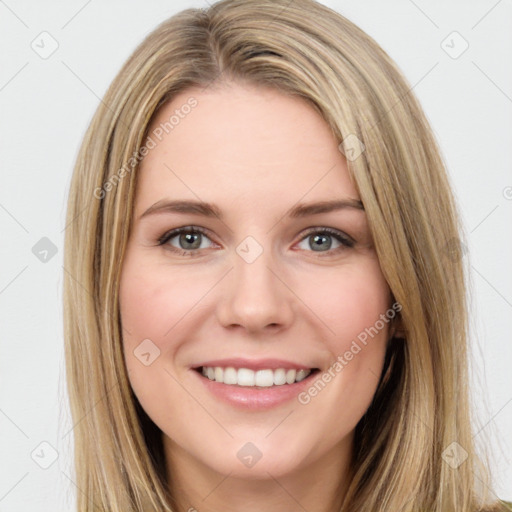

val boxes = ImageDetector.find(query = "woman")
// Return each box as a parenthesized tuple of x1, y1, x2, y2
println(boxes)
(62, 0, 510, 510)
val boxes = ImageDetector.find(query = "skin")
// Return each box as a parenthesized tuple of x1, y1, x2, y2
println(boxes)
(119, 81, 395, 512)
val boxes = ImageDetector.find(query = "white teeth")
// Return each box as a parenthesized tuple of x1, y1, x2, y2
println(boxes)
(237, 368, 255, 386)
(295, 369, 308, 382)
(273, 368, 286, 385)
(200, 366, 312, 386)
(286, 369, 296, 384)
(223, 367, 237, 385)
(255, 369, 274, 387)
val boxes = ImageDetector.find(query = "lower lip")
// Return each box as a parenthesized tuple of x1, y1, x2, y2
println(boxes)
(193, 369, 318, 410)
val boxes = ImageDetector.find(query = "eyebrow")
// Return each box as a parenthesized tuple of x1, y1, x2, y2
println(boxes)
(139, 198, 364, 221)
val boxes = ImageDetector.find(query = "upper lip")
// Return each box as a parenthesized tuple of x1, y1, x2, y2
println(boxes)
(192, 358, 316, 371)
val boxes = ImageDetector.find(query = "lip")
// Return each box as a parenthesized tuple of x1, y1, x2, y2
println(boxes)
(191, 364, 319, 410)
(191, 358, 314, 371)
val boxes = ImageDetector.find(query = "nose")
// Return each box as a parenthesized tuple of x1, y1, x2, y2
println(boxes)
(216, 244, 295, 334)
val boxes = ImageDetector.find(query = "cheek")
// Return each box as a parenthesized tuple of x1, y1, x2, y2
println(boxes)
(119, 261, 204, 349)
(118, 259, 220, 445)
(120, 275, 174, 343)
(297, 259, 391, 415)
(118, 261, 200, 398)
(306, 258, 391, 346)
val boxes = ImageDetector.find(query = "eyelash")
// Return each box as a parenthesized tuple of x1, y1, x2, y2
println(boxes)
(156, 225, 354, 258)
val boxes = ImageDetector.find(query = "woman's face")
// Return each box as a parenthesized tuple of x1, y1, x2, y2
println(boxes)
(119, 82, 393, 481)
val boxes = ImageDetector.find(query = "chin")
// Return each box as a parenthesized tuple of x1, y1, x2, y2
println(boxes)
(186, 433, 318, 480)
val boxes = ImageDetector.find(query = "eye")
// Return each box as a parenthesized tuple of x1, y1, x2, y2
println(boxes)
(157, 226, 354, 257)
(296, 227, 354, 254)
(158, 226, 215, 256)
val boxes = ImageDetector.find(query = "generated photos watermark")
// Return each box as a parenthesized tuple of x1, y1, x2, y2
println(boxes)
(297, 301, 402, 405)
(93, 97, 198, 200)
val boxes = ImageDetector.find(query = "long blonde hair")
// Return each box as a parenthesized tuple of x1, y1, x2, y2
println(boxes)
(63, 0, 505, 510)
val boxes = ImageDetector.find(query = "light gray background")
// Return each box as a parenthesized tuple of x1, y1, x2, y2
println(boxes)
(0, 0, 511, 510)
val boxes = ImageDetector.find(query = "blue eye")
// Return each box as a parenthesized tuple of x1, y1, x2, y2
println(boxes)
(157, 226, 354, 257)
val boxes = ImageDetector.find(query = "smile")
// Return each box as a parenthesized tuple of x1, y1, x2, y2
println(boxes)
(191, 358, 321, 409)
(199, 366, 317, 387)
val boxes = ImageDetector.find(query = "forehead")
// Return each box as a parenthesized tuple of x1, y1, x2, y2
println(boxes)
(135, 82, 359, 214)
